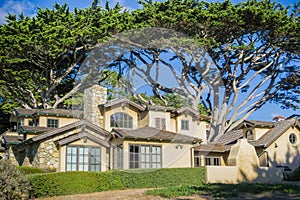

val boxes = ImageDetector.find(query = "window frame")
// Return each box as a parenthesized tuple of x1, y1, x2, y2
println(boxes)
(47, 118, 59, 128)
(205, 157, 221, 166)
(154, 118, 166, 130)
(289, 133, 297, 145)
(66, 146, 101, 172)
(181, 120, 189, 130)
(110, 112, 133, 129)
(246, 129, 254, 141)
(129, 144, 162, 169)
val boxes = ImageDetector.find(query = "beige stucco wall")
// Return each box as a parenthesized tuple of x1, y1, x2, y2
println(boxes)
(254, 128, 271, 140)
(104, 106, 139, 131)
(206, 139, 286, 184)
(122, 140, 192, 169)
(148, 110, 173, 131)
(38, 116, 79, 128)
(265, 127, 300, 170)
(60, 138, 109, 172)
(138, 111, 149, 128)
(176, 114, 207, 143)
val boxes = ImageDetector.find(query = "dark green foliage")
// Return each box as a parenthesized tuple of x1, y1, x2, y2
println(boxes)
(17, 166, 43, 174)
(28, 168, 205, 198)
(117, 168, 205, 188)
(287, 167, 300, 181)
(0, 160, 33, 200)
(146, 183, 300, 198)
(16, 166, 56, 174)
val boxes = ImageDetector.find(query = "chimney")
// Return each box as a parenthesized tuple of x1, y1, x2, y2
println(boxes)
(84, 85, 107, 127)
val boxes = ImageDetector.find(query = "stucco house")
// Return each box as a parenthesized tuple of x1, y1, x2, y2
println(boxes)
(0, 85, 206, 172)
(195, 118, 300, 171)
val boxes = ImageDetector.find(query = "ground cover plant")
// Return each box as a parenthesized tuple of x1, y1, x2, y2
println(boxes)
(146, 183, 300, 198)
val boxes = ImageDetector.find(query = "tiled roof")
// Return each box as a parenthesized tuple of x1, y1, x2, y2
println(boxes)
(1, 134, 23, 144)
(30, 120, 109, 143)
(112, 126, 202, 143)
(14, 108, 83, 118)
(194, 143, 229, 152)
(254, 118, 300, 147)
(216, 129, 243, 145)
(54, 131, 110, 147)
(20, 126, 53, 133)
(235, 120, 274, 129)
(104, 98, 145, 111)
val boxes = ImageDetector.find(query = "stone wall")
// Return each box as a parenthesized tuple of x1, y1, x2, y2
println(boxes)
(84, 85, 107, 128)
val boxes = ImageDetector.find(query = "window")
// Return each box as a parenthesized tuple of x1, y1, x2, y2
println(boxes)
(47, 119, 59, 128)
(181, 120, 189, 130)
(205, 157, 220, 166)
(289, 133, 297, 145)
(194, 156, 201, 167)
(110, 112, 133, 128)
(246, 130, 254, 140)
(155, 118, 166, 130)
(129, 144, 162, 169)
(66, 146, 101, 172)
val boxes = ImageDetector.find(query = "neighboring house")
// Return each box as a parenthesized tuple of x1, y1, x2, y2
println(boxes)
(195, 118, 300, 171)
(0, 85, 205, 172)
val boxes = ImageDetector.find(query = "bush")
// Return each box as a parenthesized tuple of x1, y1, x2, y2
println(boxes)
(17, 166, 43, 174)
(0, 160, 33, 200)
(28, 167, 205, 198)
(287, 167, 300, 181)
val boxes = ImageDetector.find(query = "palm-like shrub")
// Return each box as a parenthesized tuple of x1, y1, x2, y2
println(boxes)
(0, 160, 33, 200)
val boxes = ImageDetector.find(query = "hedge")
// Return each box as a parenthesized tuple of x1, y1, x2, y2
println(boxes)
(28, 167, 205, 197)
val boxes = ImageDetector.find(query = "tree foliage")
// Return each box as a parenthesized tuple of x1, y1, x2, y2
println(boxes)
(0, 1, 136, 112)
(0, 0, 299, 140)
(103, 0, 299, 140)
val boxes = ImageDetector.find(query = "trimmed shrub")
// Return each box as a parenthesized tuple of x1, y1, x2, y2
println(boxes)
(28, 167, 205, 198)
(17, 166, 43, 174)
(0, 160, 33, 200)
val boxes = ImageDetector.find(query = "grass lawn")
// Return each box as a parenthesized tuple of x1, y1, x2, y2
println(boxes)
(146, 183, 300, 199)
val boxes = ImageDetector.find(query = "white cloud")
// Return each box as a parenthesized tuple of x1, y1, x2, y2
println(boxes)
(0, 0, 35, 24)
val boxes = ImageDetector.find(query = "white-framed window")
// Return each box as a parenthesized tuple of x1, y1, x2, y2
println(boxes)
(289, 133, 297, 145)
(47, 119, 59, 128)
(155, 118, 166, 130)
(129, 144, 162, 169)
(66, 146, 101, 172)
(181, 120, 189, 130)
(110, 112, 133, 128)
(205, 157, 221, 166)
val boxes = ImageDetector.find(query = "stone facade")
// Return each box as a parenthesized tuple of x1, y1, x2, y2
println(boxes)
(84, 85, 107, 128)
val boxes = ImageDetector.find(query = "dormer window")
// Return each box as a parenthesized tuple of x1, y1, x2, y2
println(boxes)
(110, 112, 133, 128)
(155, 118, 166, 130)
(181, 120, 189, 130)
(47, 119, 59, 128)
(246, 129, 254, 141)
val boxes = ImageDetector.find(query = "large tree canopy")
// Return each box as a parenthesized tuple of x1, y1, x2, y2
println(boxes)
(99, 0, 299, 140)
(0, 1, 137, 112)
(0, 0, 299, 140)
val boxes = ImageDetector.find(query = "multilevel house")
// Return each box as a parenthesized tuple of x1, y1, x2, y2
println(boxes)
(1, 85, 299, 173)
(0, 85, 208, 172)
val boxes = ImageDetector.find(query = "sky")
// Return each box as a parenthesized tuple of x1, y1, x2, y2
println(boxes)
(0, 0, 298, 121)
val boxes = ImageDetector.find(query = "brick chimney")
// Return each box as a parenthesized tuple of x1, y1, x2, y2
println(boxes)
(84, 85, 107, 127)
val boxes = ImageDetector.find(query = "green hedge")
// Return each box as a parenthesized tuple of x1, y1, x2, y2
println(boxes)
(17, 166, 43, 174)
(28, 168, 205, 198)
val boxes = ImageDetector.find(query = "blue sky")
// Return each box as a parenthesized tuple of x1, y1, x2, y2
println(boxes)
(0, 0, 298, 121)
